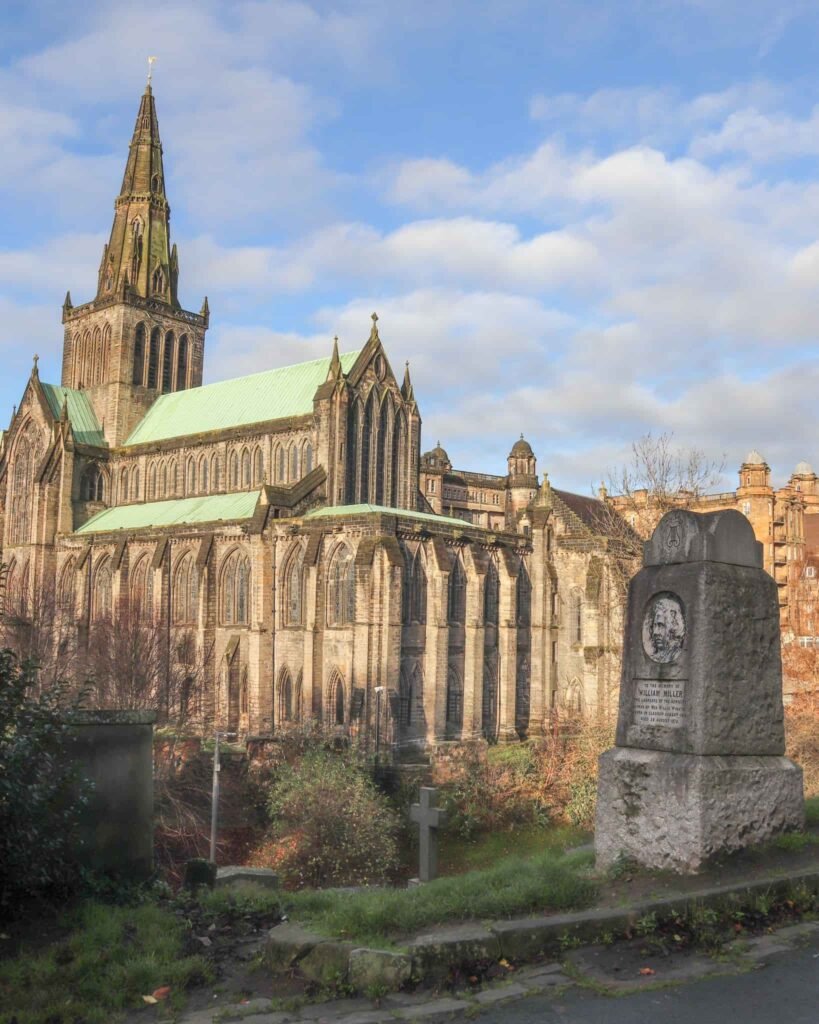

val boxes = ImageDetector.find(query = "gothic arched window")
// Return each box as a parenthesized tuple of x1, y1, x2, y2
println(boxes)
(283, 546, 304, 626)
(221, 549, 251, 625)
(277, 668, 293, 725)
(327, 546, 355, 626)
(131, 557, 152, 620)
(147, 327, 160, 389)
(92, 326, 103, 385)
(446, 667, 463, 729)
(10, 424, 37, 545)
(159, 463, 168, 498)
(448, 555, 466, 624)
(93, 557, 113, 622)
(101, 324, 111, 381)
(187, 457, 196, 494)
(346, 401, 361, 503)
(120, 468, 129, 502)
(303, 441, 313, 476)
(229, 451, 239, 489)
(391, 413, 406, 507)
(484, 559, 499, 626)
(241, 449, 251, 488)
(360, 393, 373, 502)
(58, 558, 76, 616)
(254, 447, 264, 485)
(132, 465, 140, 499)
(276, 446, 285, 483)
(148, 463, 157, 500)
(80, 464, 105, 502)
(571, 589, 583, 645)
(176, 335, 188, 390)
(328, 671, 346, 725)
(210, 453, 221, 490)
(516, 563, 531, 627)
(200, 455, 209, 493)
(403, 547, 427, 624)
(289, 444, 298, 482)
(375, 396, 391, 505)
(162, 332, 174, 393)
(172, 552, 198, 624)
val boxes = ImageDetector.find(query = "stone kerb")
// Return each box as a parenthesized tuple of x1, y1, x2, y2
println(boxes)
(596, 508, 804, 873)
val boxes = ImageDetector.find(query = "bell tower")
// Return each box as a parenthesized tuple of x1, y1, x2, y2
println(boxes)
(60, 80, 208, 446)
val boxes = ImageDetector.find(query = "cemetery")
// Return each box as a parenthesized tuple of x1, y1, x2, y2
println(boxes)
(1, 510, 819, 1024)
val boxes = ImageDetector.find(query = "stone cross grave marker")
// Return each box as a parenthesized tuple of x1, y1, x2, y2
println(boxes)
(410, 786, 447, 882)
(595, 508, 804, 874)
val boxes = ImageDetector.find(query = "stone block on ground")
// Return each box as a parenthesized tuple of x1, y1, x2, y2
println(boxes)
(297, 940, 356, 986)
(408, 923, 501, 976)
(348, 948, 413, 992)
(596, 748, 805, 872)
(215, 866, 280, 890)
(395, 997, 472, 1019)
(264, 922, 327, 972)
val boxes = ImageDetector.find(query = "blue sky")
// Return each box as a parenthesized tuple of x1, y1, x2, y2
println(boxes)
(3, 1, 819, 492)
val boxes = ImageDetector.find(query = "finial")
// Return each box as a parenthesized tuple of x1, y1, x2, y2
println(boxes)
(405, 360, 409, 368)
(369, 311, 380, 341)
(520, 432, 524, 440)
(371, 311, 378, 324)
(437, 440, 441, 447)
(32, 353, 39, 376)
(147, 56, 157, 86)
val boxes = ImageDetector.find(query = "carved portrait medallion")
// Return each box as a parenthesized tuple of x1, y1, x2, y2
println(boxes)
(642, 592, 686, 664)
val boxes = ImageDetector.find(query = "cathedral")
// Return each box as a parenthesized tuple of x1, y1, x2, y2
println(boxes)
(0, 84, 625, 748)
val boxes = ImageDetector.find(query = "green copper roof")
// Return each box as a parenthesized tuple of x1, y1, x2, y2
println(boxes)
(42, 384, 106, 447)
(75, 490, 261, 535)
(124, 350, 360, 447)
(304, 504, 477, 530)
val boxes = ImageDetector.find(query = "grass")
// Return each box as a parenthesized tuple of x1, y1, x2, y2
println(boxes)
(805, 795, 819, 827)
(0, 901, 211, 1024)
(437, 824, 589, 876)
(284, 847, 597, 947)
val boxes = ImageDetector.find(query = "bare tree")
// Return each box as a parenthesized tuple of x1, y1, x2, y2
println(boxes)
(595, 432, 725, 597)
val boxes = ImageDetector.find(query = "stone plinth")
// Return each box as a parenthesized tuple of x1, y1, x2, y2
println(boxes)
(595, 509, 804, 873)
(596, 748, 804, 872)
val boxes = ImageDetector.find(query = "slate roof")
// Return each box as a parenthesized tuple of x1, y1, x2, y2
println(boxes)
(552, 488, 607, 532)
(75, 490, 262, 534)
(124, 350, 360, 447)
(41, 384, 106, 447)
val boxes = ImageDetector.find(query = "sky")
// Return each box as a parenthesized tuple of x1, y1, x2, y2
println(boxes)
(2, 0, 819, 493)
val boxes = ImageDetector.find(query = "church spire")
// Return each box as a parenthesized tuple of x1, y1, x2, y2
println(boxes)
(96, 82, 178, 306)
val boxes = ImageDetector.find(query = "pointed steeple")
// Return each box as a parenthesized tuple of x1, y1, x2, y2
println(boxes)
(61, 290, 73, 323)
(401, 360, 414, 402)
(97, 83, 177, 306)
(200, 296, 210, 326)
(328, 335, 341, 380)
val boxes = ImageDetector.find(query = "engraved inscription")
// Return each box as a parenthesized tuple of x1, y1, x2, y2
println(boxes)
(642, 592, 685, 664)
(633, 678, 686, 728)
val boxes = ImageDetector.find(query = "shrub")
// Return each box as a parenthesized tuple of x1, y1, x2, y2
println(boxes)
(251, 748, 400, 889)
(0, 649, 91, 912)
(785, 692, 819, 797)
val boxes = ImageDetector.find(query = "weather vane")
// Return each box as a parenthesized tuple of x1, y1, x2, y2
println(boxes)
(147, 56, 157, 85)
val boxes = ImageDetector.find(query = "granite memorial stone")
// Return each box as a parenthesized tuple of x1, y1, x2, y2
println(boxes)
(595, 509, 804, 873)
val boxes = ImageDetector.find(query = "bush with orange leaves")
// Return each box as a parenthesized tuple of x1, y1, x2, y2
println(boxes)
(433, 715, 616, 838)
(249, 746, 400, 890)
(785, 691, 819, 797)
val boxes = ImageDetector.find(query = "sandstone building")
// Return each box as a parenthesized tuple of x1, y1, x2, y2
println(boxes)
(0, 85, 626, 748)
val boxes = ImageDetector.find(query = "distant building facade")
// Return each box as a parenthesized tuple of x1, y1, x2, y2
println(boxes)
(0, 85, 627, 748)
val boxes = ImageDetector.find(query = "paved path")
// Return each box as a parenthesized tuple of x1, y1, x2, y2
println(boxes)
(176, 920, 819, 1024)
(459, 927, 819, 1023)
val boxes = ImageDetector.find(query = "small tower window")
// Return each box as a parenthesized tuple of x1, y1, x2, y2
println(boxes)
(162, 332, 175, 393)
(176, 335, 189, 390)
(147, 328, 160, 388)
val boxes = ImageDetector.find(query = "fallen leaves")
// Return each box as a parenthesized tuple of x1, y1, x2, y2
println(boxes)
(638, 966, 656, 976)
(142, 986, 171, 1004)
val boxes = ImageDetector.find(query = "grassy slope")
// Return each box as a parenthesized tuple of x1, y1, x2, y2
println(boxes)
(0, 902, 210, 1024)
(286, 847, 597, 947)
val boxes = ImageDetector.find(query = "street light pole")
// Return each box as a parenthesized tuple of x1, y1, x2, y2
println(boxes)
(209, 731, 222, 863)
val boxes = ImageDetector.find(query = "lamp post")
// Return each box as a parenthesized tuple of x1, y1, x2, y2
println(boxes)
(207, 729, 236, 864)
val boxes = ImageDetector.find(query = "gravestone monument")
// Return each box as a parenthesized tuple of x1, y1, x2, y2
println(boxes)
(410, 786, 447, 883)
(596, 509, 804, 873)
